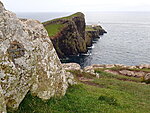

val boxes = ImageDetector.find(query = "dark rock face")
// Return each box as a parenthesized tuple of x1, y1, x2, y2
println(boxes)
(44, 12, 87, 58)
(85, 25, 107, 47)
(43, 13, 106, 58)
(53, 22, 87, 58)
(71, 13, 86, 38)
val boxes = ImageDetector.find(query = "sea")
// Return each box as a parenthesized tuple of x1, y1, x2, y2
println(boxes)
(16, 12, 150, 67)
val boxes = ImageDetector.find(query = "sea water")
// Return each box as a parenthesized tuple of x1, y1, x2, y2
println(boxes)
(16, 12, 150, 67)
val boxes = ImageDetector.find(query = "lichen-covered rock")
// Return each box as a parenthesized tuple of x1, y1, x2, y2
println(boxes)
(0, 1, 74, 111)
(0, 86, 6, 113)
(62, 63, 81, 71)
(142, 73, 150, 84)
(139, 64, 150, 69)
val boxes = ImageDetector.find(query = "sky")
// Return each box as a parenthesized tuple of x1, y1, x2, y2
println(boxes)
(1, 0, 150, 12)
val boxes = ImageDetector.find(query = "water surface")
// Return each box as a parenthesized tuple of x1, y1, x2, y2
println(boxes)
(16, 12, 150, 67)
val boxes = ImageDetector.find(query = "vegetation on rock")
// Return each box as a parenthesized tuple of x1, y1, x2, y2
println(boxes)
(43, 12, 106, 58)
(44, 23, 64, 37)
(0, 1, 75, 112)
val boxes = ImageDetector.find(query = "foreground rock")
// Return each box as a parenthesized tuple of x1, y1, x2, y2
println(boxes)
(0, 1, 75, 112)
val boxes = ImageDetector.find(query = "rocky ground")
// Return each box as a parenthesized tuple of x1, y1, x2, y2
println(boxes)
(62, 63, 150, 84)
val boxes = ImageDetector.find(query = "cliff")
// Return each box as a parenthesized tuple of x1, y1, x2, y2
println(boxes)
(85, 25, 107, 47)
(43, 12, 106, 58)
(43, 12, 87, 58)
(0, 2, 75, 113)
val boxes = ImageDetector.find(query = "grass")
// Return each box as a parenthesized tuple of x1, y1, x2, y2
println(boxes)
(8, 70, 150, 113)
(104, 66, 150, 73)
(43, 12, 83, 26)
(95, 70, 141, 82)
(85, 25, 96, 31)
(60, 12, 83, 20)
(44, 23, 64, 37)
(43, 12, 83, 37)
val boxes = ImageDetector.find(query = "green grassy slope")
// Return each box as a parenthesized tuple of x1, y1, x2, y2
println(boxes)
(9, 70, 150, 113)
(44, 24, 64, 37)
(43, 12, 83, 37)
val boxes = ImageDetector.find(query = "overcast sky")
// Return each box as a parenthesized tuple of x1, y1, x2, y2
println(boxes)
(1, 0, 150, 12)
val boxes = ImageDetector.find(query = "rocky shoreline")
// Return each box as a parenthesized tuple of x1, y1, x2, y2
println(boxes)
(62, 63, 150, 83)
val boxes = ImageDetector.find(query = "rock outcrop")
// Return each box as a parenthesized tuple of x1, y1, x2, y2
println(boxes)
(85, 25, 107, 47)
(62, 63, 81, 71)
(43, 12, 87, 58)
(62, 63, 150, 84)
(43, 12, 106, 58)
(0, 1, 75, 112)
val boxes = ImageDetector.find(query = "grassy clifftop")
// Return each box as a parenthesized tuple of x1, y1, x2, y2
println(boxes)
(9, 69, 150, 113)
(43, 12, 107, 58)
(43, 12, 84, 38)
(42, 12, 87, 58)
(44, 24, 64, 37)
(43, 12, 83, 25)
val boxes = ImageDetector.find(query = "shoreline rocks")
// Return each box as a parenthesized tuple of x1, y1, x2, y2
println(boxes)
(62, 63, 150, 82)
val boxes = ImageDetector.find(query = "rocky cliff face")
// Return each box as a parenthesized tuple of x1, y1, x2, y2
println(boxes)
(85, 25, 107, 47)
(0, 1, 75, 112)
(43, 13, 106, 58)
(43, 13, 87, 58)
(44, 18, 87, 58)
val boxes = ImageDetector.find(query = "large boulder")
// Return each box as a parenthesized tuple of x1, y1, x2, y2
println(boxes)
(0, 1, 74, 112)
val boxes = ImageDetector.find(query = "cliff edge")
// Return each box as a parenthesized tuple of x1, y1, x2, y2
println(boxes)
(43, 12, 87, 58)
(43, 12, 106, 58)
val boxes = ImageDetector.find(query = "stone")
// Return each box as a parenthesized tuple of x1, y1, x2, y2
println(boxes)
(62, 63, 81, 71)
(143, 73, 150, 83)
(0, 86, 6, 113)
(138, 64, 150, 69)
(0, 1, 74, 111)
(104, 70, 119, 75)
(92, 64, 105, 68)
(83, 65, 100, 78)
(145, 73, 150, 80)
(128, 66, 137, 69)
(134, 72, 145, 77)
(119, 70, 135, 77)
(104, 64, 115, 68)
